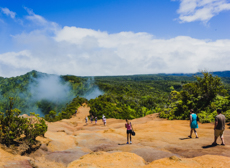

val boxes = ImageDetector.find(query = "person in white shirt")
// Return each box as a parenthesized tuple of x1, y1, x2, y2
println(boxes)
(103, 116, 106, 126)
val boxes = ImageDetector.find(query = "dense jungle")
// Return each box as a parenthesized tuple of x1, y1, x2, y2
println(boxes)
(0, 70, 230, 123)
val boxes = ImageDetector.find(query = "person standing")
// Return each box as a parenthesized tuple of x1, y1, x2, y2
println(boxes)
(188, 109, 199, 138)
(90, 116, 94, 124)
(125, 119, 133, 144)
(85, 116, 88, 125)
(103, 116, 106, 126)
(95, 116, 98, 124)
(212, 109, 226, 146)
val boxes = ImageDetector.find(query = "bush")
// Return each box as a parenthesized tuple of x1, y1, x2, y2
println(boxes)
(197, 111, 215, 123)
(223, 110, 230, 122)
(0, 98, 47, 147)
(160, 72, 229, 122)
(45, 96, 88, 122)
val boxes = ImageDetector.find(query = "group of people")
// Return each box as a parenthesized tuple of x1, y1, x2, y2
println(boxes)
(85, 116, 97, 124)
(85, 115, 106, 126)
(189, 109, 226, 146)
(125, 108, 227, 145)
(83, 108, 226, 146)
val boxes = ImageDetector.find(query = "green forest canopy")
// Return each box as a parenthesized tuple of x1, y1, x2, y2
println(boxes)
(0, 70, 230, 123)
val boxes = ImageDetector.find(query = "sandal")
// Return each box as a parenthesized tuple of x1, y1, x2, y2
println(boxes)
(221, 143, 225, 146)
(188, 136, 192, 138)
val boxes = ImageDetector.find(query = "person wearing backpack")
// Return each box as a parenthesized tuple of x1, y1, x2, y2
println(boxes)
(125, 119, 133, 144)
(188, 109, 199, 138)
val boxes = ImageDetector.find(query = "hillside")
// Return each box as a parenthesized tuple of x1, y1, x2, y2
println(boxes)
(1, 105, 230, 167)
(1, 70, 230, 122)
(1, 71, 230, 167)
(0, 70, 90, 116)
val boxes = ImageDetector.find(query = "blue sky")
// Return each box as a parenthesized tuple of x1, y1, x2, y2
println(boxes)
(0, 0, 230, 77)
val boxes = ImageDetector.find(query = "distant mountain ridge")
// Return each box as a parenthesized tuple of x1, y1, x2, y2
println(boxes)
(159, 71, 230, 78)
(1, 70, 230, 79)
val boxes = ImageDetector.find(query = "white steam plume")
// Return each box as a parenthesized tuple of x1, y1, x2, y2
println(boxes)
(83, 77, 104, 100)
(29, 75, 74, 103)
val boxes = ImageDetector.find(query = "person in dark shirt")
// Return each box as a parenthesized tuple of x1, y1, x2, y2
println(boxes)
(212, 109, 226, 146)
(90, 115, 94, 124)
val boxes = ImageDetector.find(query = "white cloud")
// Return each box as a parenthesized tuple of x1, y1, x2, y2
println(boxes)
(23, 7, 59, 32)
(1, 7, 16, 19)
(176, 0, 230, 23)
(0, 10, 230, 77)
(24, 7, 47, 25)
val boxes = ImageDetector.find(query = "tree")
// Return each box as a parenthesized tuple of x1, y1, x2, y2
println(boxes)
(161, 72, 228, 121)
(0, 97, 47, 147)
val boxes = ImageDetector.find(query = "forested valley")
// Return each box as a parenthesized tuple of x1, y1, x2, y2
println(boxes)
(1, 70, 230, 123)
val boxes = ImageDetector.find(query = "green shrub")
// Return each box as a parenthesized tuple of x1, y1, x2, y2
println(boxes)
(45, 96, 88, 122)
(0, 98, 47, 147)
(160, 72, 230, 122)
(197, 111, 214, 123)
(223, 110, 230, 122)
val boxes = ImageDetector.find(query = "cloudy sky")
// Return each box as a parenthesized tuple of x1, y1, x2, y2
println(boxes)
(0, 0, 230, 77)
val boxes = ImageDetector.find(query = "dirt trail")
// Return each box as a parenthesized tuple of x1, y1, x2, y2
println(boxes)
(72, 103, 90, 121)
(1, 105, 230, 168)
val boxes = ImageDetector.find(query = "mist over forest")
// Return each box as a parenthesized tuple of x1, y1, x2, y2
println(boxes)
(0, 70, 103, 117)
(0, 70, 230, 123)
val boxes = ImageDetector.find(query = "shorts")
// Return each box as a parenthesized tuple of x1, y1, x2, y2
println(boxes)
(127, 130, 132, 134)
(215, 129, 224, 137)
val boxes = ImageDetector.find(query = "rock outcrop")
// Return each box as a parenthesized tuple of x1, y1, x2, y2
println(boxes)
(1, 104, 230, 167)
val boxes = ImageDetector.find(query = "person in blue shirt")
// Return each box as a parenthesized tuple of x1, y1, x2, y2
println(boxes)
(188, 109, 199, 138)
